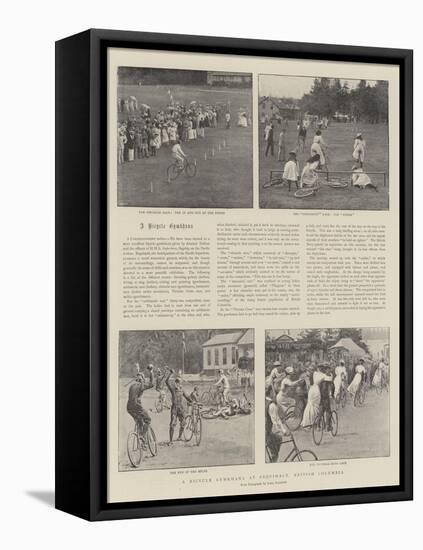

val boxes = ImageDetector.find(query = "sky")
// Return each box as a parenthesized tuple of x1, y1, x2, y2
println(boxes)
(259, 75, 378, 99)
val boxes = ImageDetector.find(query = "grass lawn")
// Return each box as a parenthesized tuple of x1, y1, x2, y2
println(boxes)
(117, 84, 253, 209)
(259, 121, 389, 210)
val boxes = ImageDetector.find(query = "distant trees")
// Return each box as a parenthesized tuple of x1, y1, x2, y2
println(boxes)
(119, 329, 243, 377)
(300, 78, 388, 123)
(117, 67, 208, 86)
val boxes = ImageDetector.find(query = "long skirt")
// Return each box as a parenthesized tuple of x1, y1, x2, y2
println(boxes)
(348, 373, 362, 395)
(311, 142, 325, 165)
(372, 369, 382, 387)
(334, 375, 343, 399)
(301, 385, 321, 427)
(128, 148, 135, 161)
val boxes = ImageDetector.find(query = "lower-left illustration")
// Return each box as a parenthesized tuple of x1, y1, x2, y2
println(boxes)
(119, 329, 255, 471)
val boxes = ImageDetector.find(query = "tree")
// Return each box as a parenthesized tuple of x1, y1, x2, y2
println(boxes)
(338, 328, 369, 353)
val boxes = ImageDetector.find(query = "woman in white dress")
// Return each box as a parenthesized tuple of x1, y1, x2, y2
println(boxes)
(310, 131, 326, 167)
(348, 361, 366, 397)
(300, 154, 320, 188)
(188, 119, 195, 140)
(351, 166, 378, 190)
(334, 360, 348, 401)
(301, 365, 333, 428)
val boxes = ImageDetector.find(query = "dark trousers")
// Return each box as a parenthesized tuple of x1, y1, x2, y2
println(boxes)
(265, 141, 274, 156)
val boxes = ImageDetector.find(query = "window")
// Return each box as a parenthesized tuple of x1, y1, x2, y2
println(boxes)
(232, 346, 237, 364)
(223, 347, 227, 365)
(207, 349, 211, 366)
(214, 348, 219, 366)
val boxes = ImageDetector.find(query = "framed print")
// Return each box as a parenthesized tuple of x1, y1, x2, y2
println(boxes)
(55, 29, 413, 521)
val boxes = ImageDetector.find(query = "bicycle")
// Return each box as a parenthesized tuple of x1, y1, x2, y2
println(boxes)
(262, 171, 294, 191)
(266, 430, 318, 463)
(127, 421, 158, 468)
(184, 403, 203, 446)
(201, 385, 223, 406)
(335, 384, 348, 410)
(312, 406, 338, 446)
(375, 373, 389, 395)
(281, 399, 306, 432)
(294, 174, 349, 198)
(354, 380, 369, 407)
(239, 390, 254, 411)
(167, 157, 197, 182)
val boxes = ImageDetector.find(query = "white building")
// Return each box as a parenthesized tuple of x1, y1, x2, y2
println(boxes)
(202, 329, 254, 375)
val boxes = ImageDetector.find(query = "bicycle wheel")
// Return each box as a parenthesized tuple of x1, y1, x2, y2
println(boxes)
(312, 415, 324, 446)
(194, 417, 202, 446)
(294, 187, 316, 198)
(284, 404, 303, 432)
(331, 411, 338, 437)
(184, 415, 194, 442)
(291, 450, 318, 462)
(146, 426, 158, 457)
(263, 177, 283, 189)
(167, 163, 180, 182)
(341, 388, 347, 408)
(328, 179, 348, 188)
(127, 431, 143, 467)
(155, 397, 163, 413)
(185, 161, 197, 178)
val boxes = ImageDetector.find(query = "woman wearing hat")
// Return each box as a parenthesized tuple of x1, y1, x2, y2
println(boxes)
(300, 154, 320, 188)
(310, 130, 327, 168)
(276, 366, 304, 417)
(334, 360, 348, 401)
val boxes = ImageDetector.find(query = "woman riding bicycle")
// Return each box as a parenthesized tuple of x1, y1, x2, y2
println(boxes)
(171, 139, 187, 169)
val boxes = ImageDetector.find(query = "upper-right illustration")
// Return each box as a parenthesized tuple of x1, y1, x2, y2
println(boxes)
(258, 74, 389, 210)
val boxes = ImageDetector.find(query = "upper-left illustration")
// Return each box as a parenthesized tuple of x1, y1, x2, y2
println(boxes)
(116, 67, 253, 208)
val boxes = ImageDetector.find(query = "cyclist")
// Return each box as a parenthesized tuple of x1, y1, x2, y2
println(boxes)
(348, 358, 366, 400)
(334, 360, 348, 401)
(265, 385, 285, 462)
(276, 366, 304, 418)
(320, 364, 335, 431)
(215, 368, 230, 405)
(171, 139, 187, 170)
(165, 368, 192, 445)
(126, 364, 155, 442)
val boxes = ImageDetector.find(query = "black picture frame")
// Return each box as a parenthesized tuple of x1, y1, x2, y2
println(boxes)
(55, 28, 413, 521)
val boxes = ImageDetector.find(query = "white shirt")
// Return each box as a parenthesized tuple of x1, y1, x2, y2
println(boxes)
(283, 160, 299, 181)
(171, 143, 184, 156)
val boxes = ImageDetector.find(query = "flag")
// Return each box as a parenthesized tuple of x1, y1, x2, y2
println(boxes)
(182, 331, 186, 352)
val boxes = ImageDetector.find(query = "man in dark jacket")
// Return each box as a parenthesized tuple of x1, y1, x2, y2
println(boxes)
(127, 364, 155, 438)
(165, 368, 192, 445)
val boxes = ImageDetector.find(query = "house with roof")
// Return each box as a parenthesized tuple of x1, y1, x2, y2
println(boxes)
(202, 329, 254, 375)
(259, 96, 301, 123)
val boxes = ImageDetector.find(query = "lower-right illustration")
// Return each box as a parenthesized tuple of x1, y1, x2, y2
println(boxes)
(265, 327, 390, 463)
